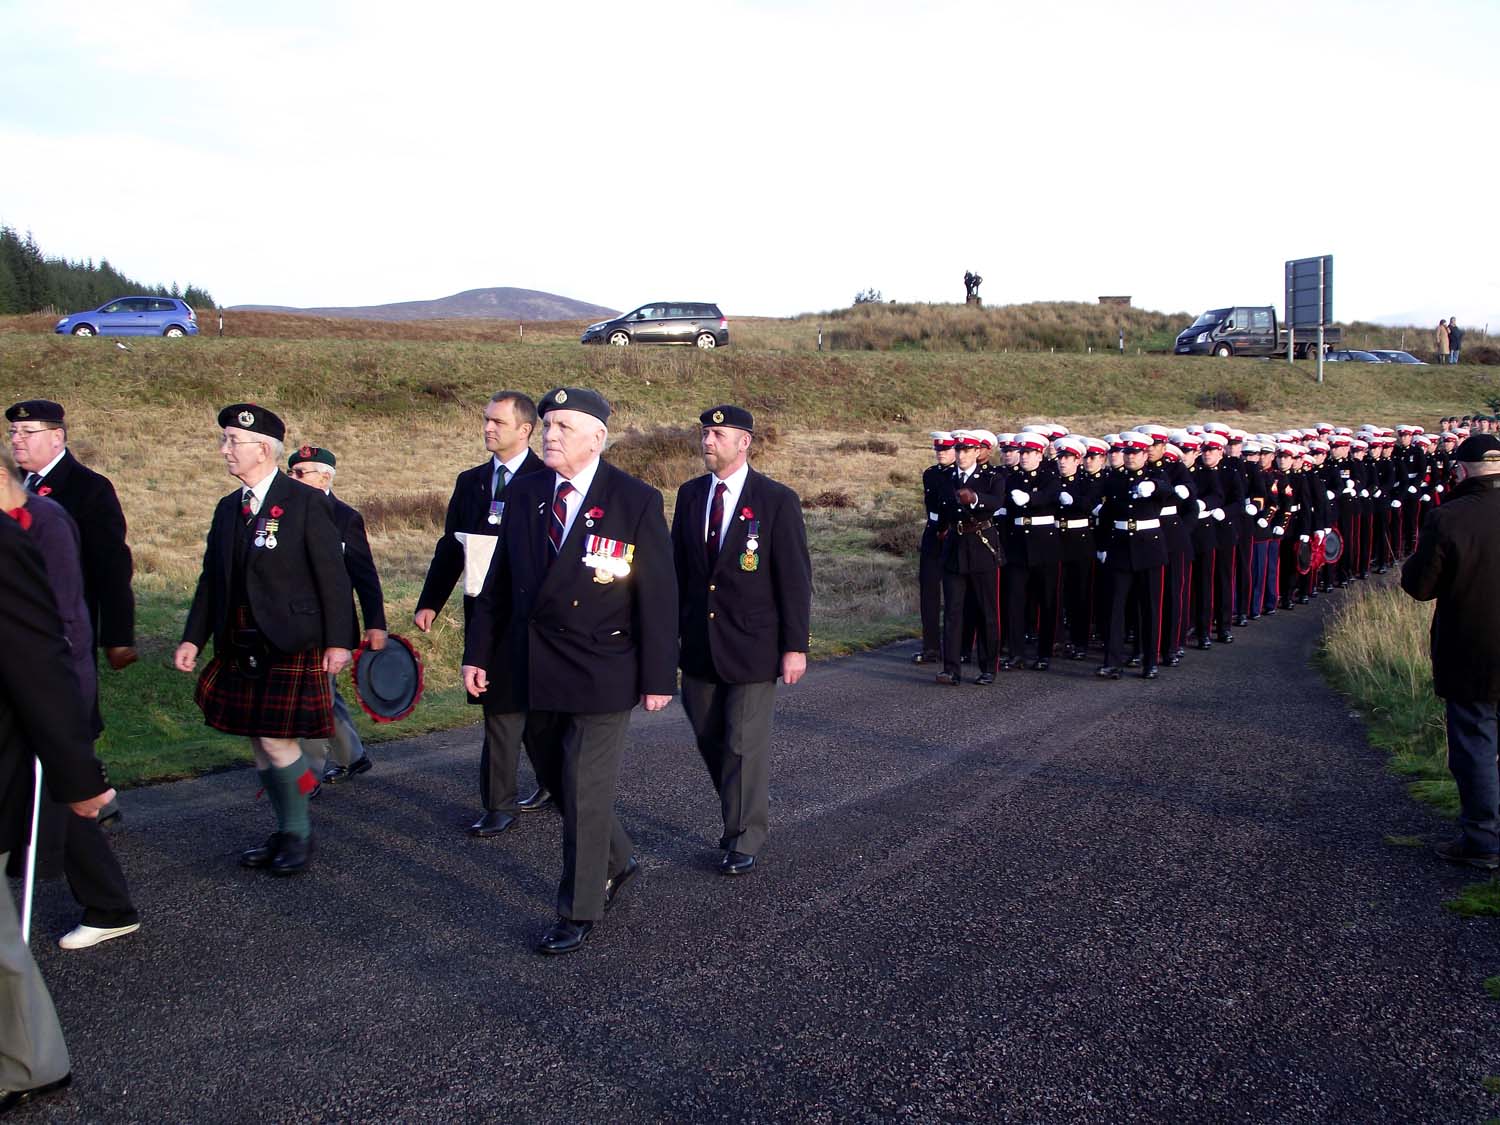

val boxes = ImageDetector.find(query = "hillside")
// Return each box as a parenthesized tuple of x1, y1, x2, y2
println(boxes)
(232, 286, 615, 323)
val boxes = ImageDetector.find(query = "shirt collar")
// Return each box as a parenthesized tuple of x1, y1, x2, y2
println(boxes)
(33, 448, 66, 480)
(557, 456, 600, 500)
(245, 468, 279, 505)
(496, 449, 531, 478)
(713, 461, 750, 494)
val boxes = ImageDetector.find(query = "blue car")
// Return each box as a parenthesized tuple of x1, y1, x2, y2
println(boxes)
(55, 296, 198, 337)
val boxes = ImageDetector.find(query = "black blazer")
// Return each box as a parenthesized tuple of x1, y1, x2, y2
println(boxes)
(34, 448, 135, 648)
(0, 519, 110, 854)
(330, 494, 387, 647)
(672, 468, 813, 684)
(181, 471, 355, 656)
(417, 450, 547, 619)
(935, 465, 1005, 574)
(464, 459, 679, 714)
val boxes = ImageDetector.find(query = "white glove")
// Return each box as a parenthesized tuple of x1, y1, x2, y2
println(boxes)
(1391, 499, 1402, 509)
(1136, 480, 1155, 498)
(1326, 489, 1336, 501)
(1059, 490, 1073, 506)
(1244, 501, 1257, 515)
(1096, 551, 1107, 563)
(1300, 534, 1310, 543)
(1421, 494, 1431, 502)
(1011, 489, 1030, 507)
(1197, 499, 1207, 513)
(1256, 518, 1268, 529)
(1408, 485, 1418, 494)
(1436, 485, 1445, 494)
(1175, 484, 1190, 500)
(1091, 503, 1104, 517)
(1273, 526, 1285, 537)
(1212, 507, 1225, 521)
(1360, 489, 1369, 498)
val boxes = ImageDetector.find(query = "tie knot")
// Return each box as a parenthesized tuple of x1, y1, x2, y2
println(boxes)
(715, 481, 728, 496)
(556, 480, 575, 500)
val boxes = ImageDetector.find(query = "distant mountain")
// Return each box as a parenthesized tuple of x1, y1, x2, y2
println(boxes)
(231, 287, 617, 322)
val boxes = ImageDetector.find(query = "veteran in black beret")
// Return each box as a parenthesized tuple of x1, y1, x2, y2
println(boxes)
(463, 387, 678, 954)
(671, 405, 811, 876)
(1402, 433, 1500, 870)
(174, 405, 355, 875)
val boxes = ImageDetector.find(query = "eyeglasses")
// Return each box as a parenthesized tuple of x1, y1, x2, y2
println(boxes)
(217, 434, 264, 449)
(7, 427, 54, 439)
(289, 467, 325, 479)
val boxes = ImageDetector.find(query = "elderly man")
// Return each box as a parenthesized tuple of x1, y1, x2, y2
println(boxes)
(671, 405, 811, 876)
(0, 512, 116, 1113)
(1402, 434, 1500, 869)
(286, 445, 387, 785)
(416, 391, 551, 835)
(174, 405, 354, 875)
(463, 387, 677, 955)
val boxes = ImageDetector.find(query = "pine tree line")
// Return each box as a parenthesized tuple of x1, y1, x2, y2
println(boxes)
(0, 225, 215, 316)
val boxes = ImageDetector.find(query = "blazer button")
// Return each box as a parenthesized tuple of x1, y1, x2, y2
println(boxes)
(572, 600, 579, 607)
(708, 584, 716, 592)
(709, 612, 715, 620)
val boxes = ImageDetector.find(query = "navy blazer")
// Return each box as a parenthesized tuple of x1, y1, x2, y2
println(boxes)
(417, 449, 547, 620)
(182, 471, 355, 656)
(34, 448, 135, 648)
(672, 467, 812, 684)
(465, 459, 679, 714)
(330, 494, 387, 647)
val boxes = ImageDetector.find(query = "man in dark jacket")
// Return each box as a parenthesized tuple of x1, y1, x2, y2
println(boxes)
(672, 405, 812, 876)
(933, 432, 1003, 685)
(1402, 434, 1500, 868)
(463, 387, 678, 955)
(415, 391, 552, 833)
(285, 445, 387, 785)
(0, 516, 116, 1112)
(913, 432, 957, 665)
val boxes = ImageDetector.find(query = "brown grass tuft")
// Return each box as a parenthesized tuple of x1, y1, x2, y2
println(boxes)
(361, 491, 448, 532)
(804, 490, 854, 509)
(834, 437, 899, 456)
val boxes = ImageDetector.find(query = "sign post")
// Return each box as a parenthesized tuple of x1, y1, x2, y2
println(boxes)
(1285, 255, 1334, 384)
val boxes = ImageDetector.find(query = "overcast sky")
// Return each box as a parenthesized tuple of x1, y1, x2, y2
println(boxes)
(3, 0, 1495, 327)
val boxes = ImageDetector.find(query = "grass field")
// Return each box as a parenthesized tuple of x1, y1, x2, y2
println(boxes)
(2, 304, 1494, 786)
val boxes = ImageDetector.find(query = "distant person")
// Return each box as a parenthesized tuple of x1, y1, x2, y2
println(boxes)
(285, 445, 386, 786)
(414, 391, 551, 836)
(1400, 434, 1500, 869)
(1436, 319, 1450, 364)
(1449, 318, 1463, 365)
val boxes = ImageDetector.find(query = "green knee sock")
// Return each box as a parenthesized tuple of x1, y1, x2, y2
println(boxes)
(269, 761, 311, 840)
(258, 768, 283, 826)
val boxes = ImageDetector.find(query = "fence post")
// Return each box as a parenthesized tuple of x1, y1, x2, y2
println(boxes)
(1119, 328, 1125, 354)
(817, 326, 823, 352)
(519, 322, 524, 341)
(217, 311, 223, 338)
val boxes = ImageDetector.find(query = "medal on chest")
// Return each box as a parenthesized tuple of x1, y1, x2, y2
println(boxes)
(487, 500, 505, 526)
(583, 534, 634, 584)
(740, 519, 760, 572)
(253, 517, 280, 550)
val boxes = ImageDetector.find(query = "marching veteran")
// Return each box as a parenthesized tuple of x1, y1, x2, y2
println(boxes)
(671, 405, 812, 876)
(174, 405, 354, 876)
(463, 387, 678, 955)
(285, 444, 386, 786)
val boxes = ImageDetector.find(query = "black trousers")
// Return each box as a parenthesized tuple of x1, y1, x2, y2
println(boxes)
(942, 569, 998, 675)
(1059, 558, 1094, 650)
(1233, 530, 1252, 617)
(7, 792, 137, 929)
(1004, 562, 1058, 661)
(1162, 549, 1191, 657)
(480, 710, 545, 813)
(681, 676, 776, 855)
(917, 549, 944, 656)
(526, 710, 634, 923)
(1104, 566, 1163, 670)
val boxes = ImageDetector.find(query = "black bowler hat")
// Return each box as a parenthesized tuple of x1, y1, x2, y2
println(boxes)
(288, 444, 336, 469)
(218, 403, 286, 442)
(352, 634, 424, 722)
(5, 399, 64, 425)
(539, 387, 611, 425)
(1455, 434, 1500, 463)
(699, 404, 753, 433)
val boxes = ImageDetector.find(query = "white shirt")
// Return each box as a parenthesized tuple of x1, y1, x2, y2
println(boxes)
(242, 468, 279, 515)
(492, 449, 531, 496)
(703, 461, 750, 543)
(552, 457, 600, 546)
(29, 448, 66, 485)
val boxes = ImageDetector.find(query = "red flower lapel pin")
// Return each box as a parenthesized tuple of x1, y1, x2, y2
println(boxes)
(269, 505, 284, 518)
(586, 506, 604, 519)
(740, 506, 754, 519)
(36, 485, 52, 497)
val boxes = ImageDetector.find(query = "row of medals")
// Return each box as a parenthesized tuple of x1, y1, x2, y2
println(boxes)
(254, 518, 279, 550)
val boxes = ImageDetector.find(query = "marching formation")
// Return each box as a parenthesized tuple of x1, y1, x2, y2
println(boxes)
(914, 417, 1478, 682)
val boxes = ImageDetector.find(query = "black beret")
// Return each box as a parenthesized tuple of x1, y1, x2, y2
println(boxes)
(217, 403, 286, 442)
(699, 404, 753, 433)
(288, 444, 336, 469)
(5, 399, 64, 425)
(1455, 434, 1500, 463)
(538, 387, 610, 425)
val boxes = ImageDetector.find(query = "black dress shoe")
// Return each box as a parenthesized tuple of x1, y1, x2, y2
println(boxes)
(321, 764, 349, 784)
(1196, 639, 1212, 651)
(240, 833, 287, 869)
(1030, 660, 1049, 671)
(469, 810, 518, 837)
(934, 671, 960, 686)
(998, 658, 1016, 671)
(1263, 606, 1276, 616)
(0, 1072, 71, 1113)
(1217, 632, 1234, 644)
(1096, 666, 1122, 680)
(1297, 594, 1310, 605)
(975, 672, 995, 685)
(347, 755, 373, 778)
(605, 856, 640, 910)
(1126, 655, 1142, 668)
(270, 834, 313, 876)
(1141, 666, 1159, 679)
(537, 919, 594, 955)
(1069, 649, 1088, 661)
(1166, 654, 1182, 667)
(720, 850, 756, 876)
(1234, 615, 1249, 628)
(517, 787, 556, 813)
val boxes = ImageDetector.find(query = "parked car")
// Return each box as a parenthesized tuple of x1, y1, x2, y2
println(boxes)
(581, 302, 728, 348)
(1324, 349, 1384, 363)
(1366, 349, 1428, 365)
(55, 296, 198, 337)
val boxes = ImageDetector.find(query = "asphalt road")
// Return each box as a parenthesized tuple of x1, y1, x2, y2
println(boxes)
(14, 595, 1500, 1123)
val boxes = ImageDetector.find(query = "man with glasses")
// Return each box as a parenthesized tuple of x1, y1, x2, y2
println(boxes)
(5, 400, 136, 826)
(285, 445, 386, 786)
(173, 405, 353, 875)
(416, 391, 549, 838)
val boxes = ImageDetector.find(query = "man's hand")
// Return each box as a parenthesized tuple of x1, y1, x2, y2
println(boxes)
(781, 652, 807, 685)
(462, 664, 488, 696)
(70, 788, 117, 819)
(323, 647, 352, 676)
(642, 694, 672, 712)
(105, 646, 138, 671)
(173, 642, 198, 673)
(364, 628, 388, 651)
(956, 487, 976, 507)
(413, 608, 436, 633)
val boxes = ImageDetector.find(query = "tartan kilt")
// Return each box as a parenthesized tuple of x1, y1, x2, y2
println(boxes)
(196, 643, 334, 740)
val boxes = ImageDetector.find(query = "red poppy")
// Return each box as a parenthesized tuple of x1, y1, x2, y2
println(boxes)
(586, 507, 604, 519)
(36, 485, 51, 497)
(269, 505, 284, 518)
(740, 506, 754, 519)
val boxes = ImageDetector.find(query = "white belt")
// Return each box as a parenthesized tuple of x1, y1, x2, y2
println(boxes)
(928, 511, 938, 522)
(1198, 510, 1212, 519)
(1159, 505, 1178, 515)
(1063, 518, 1091, 529)
(1114, 519, 1160, 531)
(1014, 515, 1055, 526)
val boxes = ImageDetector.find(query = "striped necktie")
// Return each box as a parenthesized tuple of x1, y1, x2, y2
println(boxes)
(549, 480, 574, 559)
(24, 473, 40, 493)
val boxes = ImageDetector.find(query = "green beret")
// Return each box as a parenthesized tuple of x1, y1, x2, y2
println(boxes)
(289, 444, 336, 469)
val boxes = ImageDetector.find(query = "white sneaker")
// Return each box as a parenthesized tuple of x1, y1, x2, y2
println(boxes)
(58, 922, 140, 950)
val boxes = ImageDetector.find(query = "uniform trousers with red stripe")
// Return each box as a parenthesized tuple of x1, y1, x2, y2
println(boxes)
(1059, 557, 1094, 651)
(1161, 549, 1191, 658)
